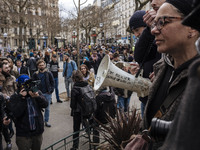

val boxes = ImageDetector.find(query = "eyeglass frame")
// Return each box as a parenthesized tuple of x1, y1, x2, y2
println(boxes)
(151, 16, 183, 31)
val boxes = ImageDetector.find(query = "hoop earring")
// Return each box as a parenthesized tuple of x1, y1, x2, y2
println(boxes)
(188, 34, 192, 38)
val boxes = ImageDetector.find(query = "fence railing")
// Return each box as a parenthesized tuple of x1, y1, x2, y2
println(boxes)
(43, 128, 92, 150)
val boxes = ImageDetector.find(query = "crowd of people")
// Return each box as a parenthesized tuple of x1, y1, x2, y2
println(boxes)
(0, 0, 199, 149)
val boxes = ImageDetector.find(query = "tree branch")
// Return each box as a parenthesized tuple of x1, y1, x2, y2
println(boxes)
(73, 0, 78, 12)
(80, 0, 87, 6)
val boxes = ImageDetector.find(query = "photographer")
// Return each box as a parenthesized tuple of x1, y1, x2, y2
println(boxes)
(9, 74, 48, 150)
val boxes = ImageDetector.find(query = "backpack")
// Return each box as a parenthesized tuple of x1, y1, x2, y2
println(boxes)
(79, 85, 97, 118)
(95, 88, 116, 124)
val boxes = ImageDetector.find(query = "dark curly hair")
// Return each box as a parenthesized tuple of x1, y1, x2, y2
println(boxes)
(72, 70, 84, 82)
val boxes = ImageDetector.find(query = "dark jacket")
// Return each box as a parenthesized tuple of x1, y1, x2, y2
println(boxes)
(89, 55, 101, 75)
(134, 27, 161, 104)
(161, 59, 200, 150)
(142, 55, 200, 149)
(114, 88, 132, 98)
(95, 88, 116, 124)
(70, 81, 88, 115)
(9, 92, 48, 137)
(32, 69, 55, 94)
(0, 94, 4, 133)
(26, 57, 37, 71)
(18, 66, 29, 75)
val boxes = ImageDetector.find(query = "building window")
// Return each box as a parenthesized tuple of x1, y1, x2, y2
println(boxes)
(30, 29, 32, 36)
(14, 28, 17, 34)
(15, 39, 17, 46)
(1, 28, 4, 33)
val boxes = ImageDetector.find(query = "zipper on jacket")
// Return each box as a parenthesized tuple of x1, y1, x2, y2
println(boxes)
(169, 70, 174, 83)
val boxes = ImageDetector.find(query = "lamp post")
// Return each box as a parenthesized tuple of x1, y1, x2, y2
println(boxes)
(3, 33, 7, 51)
(99, 23, 103, 44)
(92, 28, 96, 45)
(73, 31, 76, 46)
(42, 35, 46, 50)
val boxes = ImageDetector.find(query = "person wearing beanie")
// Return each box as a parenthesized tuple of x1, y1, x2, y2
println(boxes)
(8, 74, 48, 150)
(129, 10, 161, 118)
(159, 1, 200, 149)
(129, 10, 146, 37)
(182, 0, 200, 32)
(29, 52, 34, 57)
(140, 0, 200, 149)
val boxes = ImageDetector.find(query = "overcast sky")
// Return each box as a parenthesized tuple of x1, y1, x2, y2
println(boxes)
(59, 0, 94, 18)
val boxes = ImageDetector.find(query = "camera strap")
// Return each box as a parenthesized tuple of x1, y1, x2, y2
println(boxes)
(154, 79, 187, 118)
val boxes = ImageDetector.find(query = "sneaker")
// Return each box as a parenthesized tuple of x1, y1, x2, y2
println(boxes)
(45, 122, 51, 127)
(6, 142, 12, 150)
(57, 100, 63, 103)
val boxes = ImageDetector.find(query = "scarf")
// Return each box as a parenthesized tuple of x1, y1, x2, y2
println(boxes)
(27, 97, 37, 131)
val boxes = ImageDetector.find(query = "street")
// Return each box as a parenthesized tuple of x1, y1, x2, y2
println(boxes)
(3, 61, 141, 150)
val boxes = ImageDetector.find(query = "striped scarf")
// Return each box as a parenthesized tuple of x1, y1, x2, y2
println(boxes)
(27, 97, 37, 131)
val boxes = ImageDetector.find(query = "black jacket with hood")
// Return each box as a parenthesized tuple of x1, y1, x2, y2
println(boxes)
(9, 91, 48, 137)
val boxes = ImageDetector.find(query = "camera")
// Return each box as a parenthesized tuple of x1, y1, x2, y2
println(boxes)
(21, 79, 41, 93)
(150, 118, 172, 141)
(3, 96, 15, 121)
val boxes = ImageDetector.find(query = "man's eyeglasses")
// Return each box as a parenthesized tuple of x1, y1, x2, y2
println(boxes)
(151, 16, 183, 31)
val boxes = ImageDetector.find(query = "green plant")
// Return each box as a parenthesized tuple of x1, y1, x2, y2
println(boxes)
(95, 108, 142, 150)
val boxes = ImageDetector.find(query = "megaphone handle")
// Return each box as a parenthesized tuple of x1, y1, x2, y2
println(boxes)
(135, 67, 142, 78)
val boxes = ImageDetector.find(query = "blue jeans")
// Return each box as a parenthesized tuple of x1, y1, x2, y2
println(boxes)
(43, 93, 52, 122)
(60, 54, 63, 61)
(117, 96, 130, 112)
(141, 102, 146, 118)
(54, 78, 60, 101)
(64, 77, 73, 98)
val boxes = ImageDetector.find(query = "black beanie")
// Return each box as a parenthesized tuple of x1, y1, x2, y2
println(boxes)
(166, 0, 193, 16)
(182, 0, 200, 32)
(129, 10, 146, 30)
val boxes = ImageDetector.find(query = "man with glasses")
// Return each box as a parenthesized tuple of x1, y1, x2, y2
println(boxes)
(32, 60, 55, 127)
(89, 50, 101, 76)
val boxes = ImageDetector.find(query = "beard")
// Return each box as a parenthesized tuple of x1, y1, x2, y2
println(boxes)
(39, 68, 45, 72)
(2, 71, 10, 77)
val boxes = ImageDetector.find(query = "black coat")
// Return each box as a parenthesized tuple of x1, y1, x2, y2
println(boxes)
(134, 27, 161, 104)
(9, 92, 48, 137)
(161, 59, 200, 150)
(89, 56, 101, 75)
(18, 66, 29, 75)
(70, 81, 88, 115)
(0, 94, 4, 133)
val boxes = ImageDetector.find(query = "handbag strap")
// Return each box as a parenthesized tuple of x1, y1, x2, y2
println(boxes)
(154, 79, 187, 118)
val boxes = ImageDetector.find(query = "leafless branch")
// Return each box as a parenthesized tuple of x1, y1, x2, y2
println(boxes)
(80, 0, 87, 5)
(73, 0, 78, 12)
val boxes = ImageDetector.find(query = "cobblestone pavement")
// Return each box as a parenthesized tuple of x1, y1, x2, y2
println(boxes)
(3, 61, 141, 150)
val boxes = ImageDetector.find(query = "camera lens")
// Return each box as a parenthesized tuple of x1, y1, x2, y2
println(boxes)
(150, 118, 172, 141)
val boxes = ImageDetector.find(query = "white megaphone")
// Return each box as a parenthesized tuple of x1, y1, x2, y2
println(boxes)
(94, 55, 152, 97)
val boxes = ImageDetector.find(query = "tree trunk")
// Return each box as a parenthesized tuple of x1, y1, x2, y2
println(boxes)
(19, 18, 23, 48)
(76, 0, 81, 68)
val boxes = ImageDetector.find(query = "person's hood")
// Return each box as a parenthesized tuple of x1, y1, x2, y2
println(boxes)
(163, 54, 174, 68)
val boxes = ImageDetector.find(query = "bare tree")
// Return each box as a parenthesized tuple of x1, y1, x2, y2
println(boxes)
(72, 0, 88, 67)
(134, 0, 151, 11)
(1, 0, 41, 48)
(80, 6, 102, 44)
